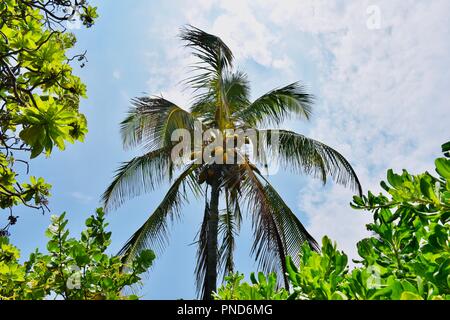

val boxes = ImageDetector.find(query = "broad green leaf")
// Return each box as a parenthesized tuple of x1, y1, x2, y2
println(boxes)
(387, 169, 403, 188)
(400, 291, 423, 300)
(435, 158, 450, 179)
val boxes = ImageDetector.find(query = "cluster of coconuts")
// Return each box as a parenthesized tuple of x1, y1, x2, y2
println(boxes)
(197, 161, 260, 188)
(194, 134, 253, 186)
(190, 134, 251, 164)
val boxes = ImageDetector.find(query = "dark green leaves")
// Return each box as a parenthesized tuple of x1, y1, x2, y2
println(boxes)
(217, 143, 450, 300)
(436, 158, 450, 179)
(213, 272, 289, 300)
(349, 147, 450, 299)
(0, 0, 96, 229)
(286, 237, 350, 300)
(419, 175, 439, 203)
(442, 141, 450, 158)
(387, 169, 403, 188)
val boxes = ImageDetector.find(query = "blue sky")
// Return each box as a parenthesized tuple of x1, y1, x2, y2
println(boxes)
(10, 0, 450, 299)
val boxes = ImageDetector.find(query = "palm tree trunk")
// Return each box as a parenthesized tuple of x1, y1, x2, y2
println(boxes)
(204, 178, 220, 300)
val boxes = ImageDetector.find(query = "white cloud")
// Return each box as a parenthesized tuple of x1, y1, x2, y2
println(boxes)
(143, 40, 195, 109)
(183, 0, 296, 71)
(112, 69, 121, 80)
(70, 192, 94, 204)
(274, 0, 450, 257)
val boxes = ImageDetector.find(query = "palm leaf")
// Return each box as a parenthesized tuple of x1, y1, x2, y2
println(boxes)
(102, 147, 173, 211)
(220, 71, 250, 116)
(236, 82, 313, 127)
(118, 164, 202, 264)
(259, 129, 363, 195)
(239, 160, 319, 288)
(180, 25, 233, 89)
(256, 172, 319, 256)
(191, 71, 250, 125)
(239, 161, 290, 288)
(180, 25, 234, 129)
(121, 96, 195, 151)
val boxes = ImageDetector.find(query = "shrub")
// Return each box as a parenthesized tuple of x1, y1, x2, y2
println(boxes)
(216, 142, 450, 300)
(0, 208, 155, 300)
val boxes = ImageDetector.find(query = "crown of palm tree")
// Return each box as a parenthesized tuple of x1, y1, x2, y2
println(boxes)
(102, 25, 362, 299)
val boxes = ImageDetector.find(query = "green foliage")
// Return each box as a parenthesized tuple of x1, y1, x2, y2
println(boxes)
(19, 96, 88, 158)
(0, 208, 155, 300)
(0, 0, 97, 231)
(285, 237, 349, 300)
(213, 272, 289, 300)
(216, 142, 450, 300)
(347, 142, 450, 300)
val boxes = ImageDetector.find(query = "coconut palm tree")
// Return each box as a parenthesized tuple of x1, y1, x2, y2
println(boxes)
(102, 26, 362, 300)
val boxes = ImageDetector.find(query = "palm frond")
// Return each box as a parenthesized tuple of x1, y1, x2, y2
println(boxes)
(259, 129, 363, 195)
(190, 92, 216, 125)
(256, 172, 319, 256)
(180, 25, 233, 90)
(102, 147, 172, 211)
(180, 26, 235, 130)
(118, 164, 202, 264)
(222, 71, 250, 115)
(239, 161, 290, 288)
(236, 82, 314, 127)
(239, 160, 319, 288)
(218, 190, 241, 280)
(121, 96, 195, 150)
(191, 71, 250, 124)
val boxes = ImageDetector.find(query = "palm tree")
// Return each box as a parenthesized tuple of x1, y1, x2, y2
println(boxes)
(102, 26, 362, 300)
